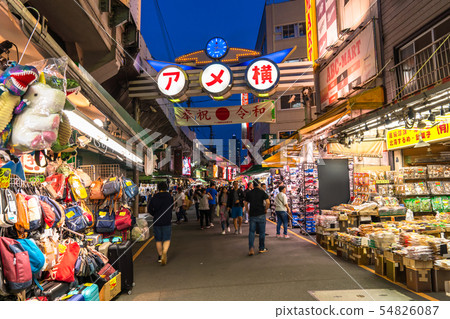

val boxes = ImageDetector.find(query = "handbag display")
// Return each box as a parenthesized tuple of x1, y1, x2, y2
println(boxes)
(45, 174, 66, 199)
(48, 239, 80, 283)
(64, 205, 88, 233)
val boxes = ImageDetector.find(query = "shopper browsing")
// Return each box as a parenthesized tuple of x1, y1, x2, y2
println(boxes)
(275, 186, 290, 239)
(147, 182, 174, 266)
(244, 181, 270, 255)
(218, 187, 230, 234)
(206, 183, 218, 227)
(199, 188, 212, 229)
(193, 185, 202, 221)
(227, 181, 245, 234)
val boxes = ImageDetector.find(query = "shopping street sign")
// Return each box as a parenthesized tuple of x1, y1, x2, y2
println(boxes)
(386, 121, 450, 150)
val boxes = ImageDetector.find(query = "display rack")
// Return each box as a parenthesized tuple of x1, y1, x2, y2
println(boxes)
(301, 163, 319, 235)
(78, 164, 126, 181)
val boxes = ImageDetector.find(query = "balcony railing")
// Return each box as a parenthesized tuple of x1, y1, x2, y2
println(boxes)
(389, 33, 450, 101)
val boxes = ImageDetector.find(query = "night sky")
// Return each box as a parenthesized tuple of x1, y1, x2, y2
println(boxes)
(141, 0, 289, 159)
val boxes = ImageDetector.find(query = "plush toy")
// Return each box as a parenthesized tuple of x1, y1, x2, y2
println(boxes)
(0, 64, 38, 132)
(9, 81, 66, 153)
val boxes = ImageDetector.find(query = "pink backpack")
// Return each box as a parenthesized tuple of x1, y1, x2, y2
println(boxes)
(0, 237, 32, 293)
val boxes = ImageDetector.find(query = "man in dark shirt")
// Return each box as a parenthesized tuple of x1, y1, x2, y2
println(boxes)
(148, 181, 174, 265)
(245, 181, 270, 255)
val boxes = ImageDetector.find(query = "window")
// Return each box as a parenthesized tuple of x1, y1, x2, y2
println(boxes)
(274, 22, 306, 40)
(280, 94, 303, 110)
(394, 16, 450, 97)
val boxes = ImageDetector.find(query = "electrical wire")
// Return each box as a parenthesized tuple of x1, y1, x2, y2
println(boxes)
(154, 0, 176, 61)
(19, 7, 40, 64)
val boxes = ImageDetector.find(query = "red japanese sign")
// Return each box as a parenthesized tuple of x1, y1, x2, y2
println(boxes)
(245, 59, 280, 94)
(174, 101, 275, 126)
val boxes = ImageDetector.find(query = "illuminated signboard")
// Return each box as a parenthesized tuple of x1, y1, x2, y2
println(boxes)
(305, 0, 319, 63)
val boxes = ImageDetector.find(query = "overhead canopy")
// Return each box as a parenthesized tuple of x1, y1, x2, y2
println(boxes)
(262, 132, 300, 156)
(262, 151, 300, 168)
(327, 140, 386, 158)
(241, 165, 270, 176)
(299, 105, 349, 136)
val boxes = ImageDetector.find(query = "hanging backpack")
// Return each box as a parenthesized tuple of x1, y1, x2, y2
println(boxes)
(64, 205, 88, 233)
(75, 169, 92, 188)
(95, 205, 115, 234)
(89, 177, 105, 200)
(24, 195, 42, 232)
(115, 206, 132, 231)
(122, 178, 138, 200)
(102, 177, 121, 196)
(0, 189, 18, 227)
(45, 174, 66, 199)
(39, 200, 56, 229)
(48, 239, 80, 283)
(17, 238, 45, 275)
(79, 201, 94, 228)
(0, 237, 32, 293)
(14, 193, 30, 238)
(41, 197, 65, 228)
(68, 173, 88, 201)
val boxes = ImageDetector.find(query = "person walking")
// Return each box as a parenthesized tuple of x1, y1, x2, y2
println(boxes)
(227, 181, 245, 234)
(243, 182, 254, 224)
(244, 181, 270, 255)
(218, 187, 230, 234)
(193, 185, 201, 221)
(199, 188, 212, 229)
(147, 182, 174, 266)
(206, 183, 218, 227)
(174, 187, 188, 224)
(275, 186, 290, 239)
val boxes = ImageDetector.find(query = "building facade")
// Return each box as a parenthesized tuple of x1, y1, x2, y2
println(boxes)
(254, 0, 313, 145)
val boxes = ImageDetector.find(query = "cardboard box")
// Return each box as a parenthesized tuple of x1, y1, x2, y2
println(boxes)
(431, 267, 450, 292)
(349, 246, 371, 265)
(402, 257, 433, 269)
(406, 267, 432, 292)
(386, 259, 406, 283)
(384, 251, 402, 263)
(100, 272, 122, 301)
(375, 253, 386, 276)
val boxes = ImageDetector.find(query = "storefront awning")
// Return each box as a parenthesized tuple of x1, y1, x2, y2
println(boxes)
(261, 132, 300, 156)
(262, 151, 299, 168)
(327, 140, 386, 158)
(240, 165, 270, 176)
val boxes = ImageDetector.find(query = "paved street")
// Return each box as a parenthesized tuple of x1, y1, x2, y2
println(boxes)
(118, 208, 450, 301)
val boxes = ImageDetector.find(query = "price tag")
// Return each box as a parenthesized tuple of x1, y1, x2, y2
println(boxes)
(119, 212, 126, 216)
(110, 177, 116, 181)
(84, 283, 92, 287)
(66, 211, 75, 219)
(99, 211, 107, 217)
(58, 244, 66, 254)
(0, 168, 11, 188)
(126, 181, 133, 186)
(110, 276, 117, 290)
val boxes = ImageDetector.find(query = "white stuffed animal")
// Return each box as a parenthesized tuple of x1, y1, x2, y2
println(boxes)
(10, 82, 66, 153)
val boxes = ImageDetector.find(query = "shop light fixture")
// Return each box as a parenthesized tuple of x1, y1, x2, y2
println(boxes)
(414, 135, 430, 148)
(93, 118, 103, 127)
(364, 122, 369, 131)
(440, 106, 446, 116)
(64, 111, 143, 164)
(375, 129, 380, 138)
(428, 110, 436, 123)
(407, 107, 415, 120)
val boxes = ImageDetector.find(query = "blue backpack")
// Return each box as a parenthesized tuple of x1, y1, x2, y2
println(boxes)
(95, 206, 115, 233)
(17, 239, 45, 274)
(122, 178, 138, 200)
(64, 206, 88, 233)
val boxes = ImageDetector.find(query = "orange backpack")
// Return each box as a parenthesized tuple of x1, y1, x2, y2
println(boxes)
(14, 193, 30, 239)
(89, 178, 105, 200)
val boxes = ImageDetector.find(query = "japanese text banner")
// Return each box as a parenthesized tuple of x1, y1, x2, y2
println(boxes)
(386, 121, 450, 150)
(174, 101, 275, 126)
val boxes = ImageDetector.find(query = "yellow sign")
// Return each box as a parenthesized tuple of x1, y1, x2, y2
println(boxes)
(0, 168, 11, 188)
(66, 211, 75, 219)
(305, 0, 318, 64)
(110, 276, 117, 290)
(386, 121, 450, 150)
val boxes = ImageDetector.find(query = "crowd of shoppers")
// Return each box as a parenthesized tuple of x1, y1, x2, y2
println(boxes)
(147, 180, 292, 265)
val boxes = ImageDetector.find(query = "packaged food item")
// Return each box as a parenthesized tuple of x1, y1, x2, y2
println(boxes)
(414, 182, 429, 195)
(431, 197, 443, 212)
(444, 182, 450, 194)
(420, 197, 432, 212)
(428, 165, 445, 178)
(404, 183, 415, 195)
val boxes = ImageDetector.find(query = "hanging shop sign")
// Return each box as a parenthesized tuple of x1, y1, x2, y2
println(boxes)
(245, 58, 280, 97)
(182, 156, 192, 176)
(241, 93, 249, 105)
(386, 122, 450, 150)
(305, 0, 319, 63)
(319, 21, 377, 108)
(213, 164, 218, 178)
(156, 66, 189, 101)
(20, 154, 46, 174)
(222, 167, 227, 180)
(174, 100, 275, 126)
(200, 63, 233, 99)
(227, 167, 232, 181)
(316, 0, 338, 58)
